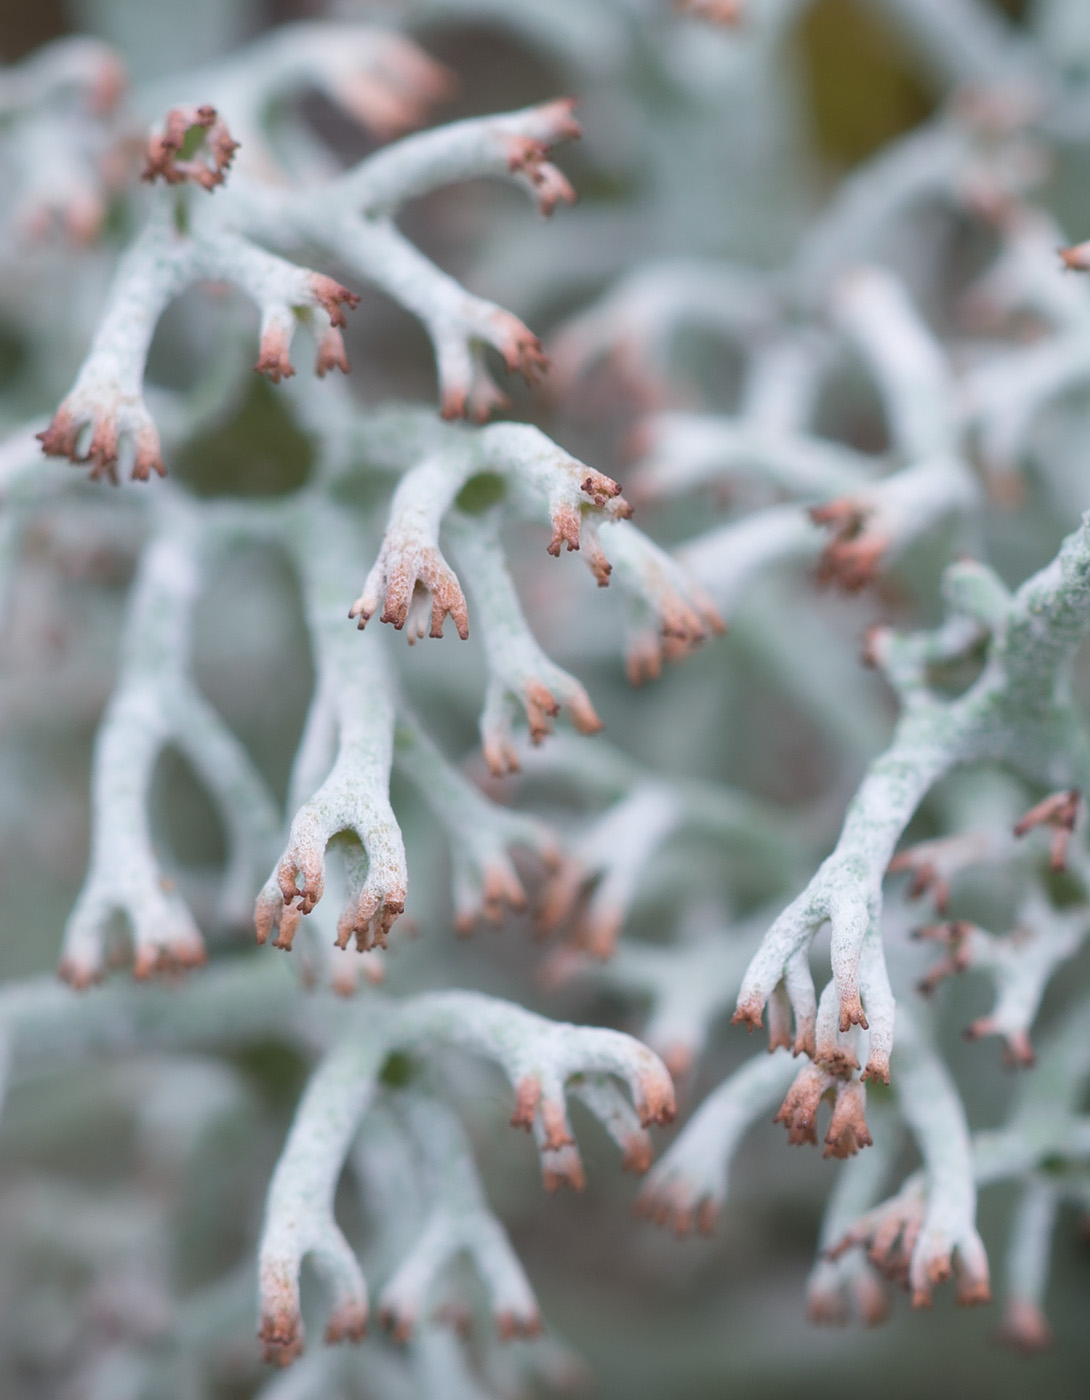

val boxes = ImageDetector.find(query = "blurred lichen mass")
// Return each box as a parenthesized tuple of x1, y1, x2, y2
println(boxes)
(2, 1, 1090, 1397)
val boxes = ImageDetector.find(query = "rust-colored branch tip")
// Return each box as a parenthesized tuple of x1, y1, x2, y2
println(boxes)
(637, 1067, 677, 1126)
(510, 1075, 541, 1130)
(543, 1144, 586, 1192)
(541, 1098, 574, 1150)
(324, 1302, 368, 1344)
(1059, 241, 1090, 271)
(259, 1310, 304, 1367)
(823, 1082, 872, 1159)
(731, 997, 764, 1031)
(496, 1308, 543, 1341)
(622, 1132, 654, 1174)
(308, 274, 362, 329)
(678, 0, 744, 24)
(774, 1064, 829, 1147)
(811, 499, 888, 593)
(1013, 788, 1080, 870)
(143, 105, 239, 189)
(998, 1299, 1053, 1351)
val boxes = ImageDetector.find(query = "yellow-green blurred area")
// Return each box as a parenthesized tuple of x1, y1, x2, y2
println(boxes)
(798, 0, 933, 166)
(798, 0, 1027, 168)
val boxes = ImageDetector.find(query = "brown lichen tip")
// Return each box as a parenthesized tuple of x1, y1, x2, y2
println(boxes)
(626, 635, 662, 687)
(913, 919, 973, 996)
(547, 502, 582, 558)
(308, 273, 362, 329)
(543, 1144, 586, 1192)
(837, 992, 869, 1035)
(805, 1287, 848, 1327)
(378, 1305, 413, 1345)
(731, 995, 764, 1032)
(965, 1018, 1036, 1069)
(1013, 788, 1081, 871)
(856, 1271, 891, 1327)
(510, 1075, 541, 1131)
(37, 405, 166, 484)
(823, 1081, 873, 1160)
(810, 500, 888, 593)
(57, 956, 104, 990)
(1059, 241, 1090, 271)
(476, 863, 528, 926)
(955, 1271, 993, 1309)
(774, 1062, 830, 1147)
(661, 1041, 695, 1080)
(131, 938, 207, 981)
(496, 1308, 543, 1341)
(324, 1301, 368, 1345)
(636, 1066, 677, 1126)
(541, 1098, 574, 1150)
(579, 906, 623, 962)
(504, 133, 577, 217)
(679, 0, 744, 23)
(814, 1040, 860, 1079)
(255, 324, 295, 384)
(622, 1131, 654, 1175)
(538, 96, 582, 144)
(259, 1310, 304, 1368)
(998, 1299, 1053, 1352)
(352, 546, 469, 642)
(491, 310, 549, 384)
(888, 845, 951, 915)
(315, 327, 350, 378)
(143, 105, 239, 190)
(638, 1183, 719, 1238)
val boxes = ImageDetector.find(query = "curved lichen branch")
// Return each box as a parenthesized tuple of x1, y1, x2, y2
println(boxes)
(393, 715, 568, 932)
(258, 1032, 384, 1365)
(538, 782, 687, 961)
(331, 98, 580, 219)
(61, 506, 280, 986)
(636, 1049, 796, 1236)
(248, 993, 672, 1361)
(914, 892, 1088, 1066)
(288, 101, 581, 419)
(833, 1006, 991, 1310)
(39, 173, 360, 481)
(734, 516, 1090, 1071)
(377, 1092, 541, 1342)
(0, 36, 127, 244)
(445, 510, 601, 774)
(810, 267, 978, 591)
(998, 1176, 1058, 1352)
(392, 991, 675, 1180)
(348, 447, 472, 641)
(350, 421, 628, 644)
(256, 507, 406, 956)
(36, 212, 194, 482)
(598, 520, 725, 684)
(733, 509, 1090, 1064)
